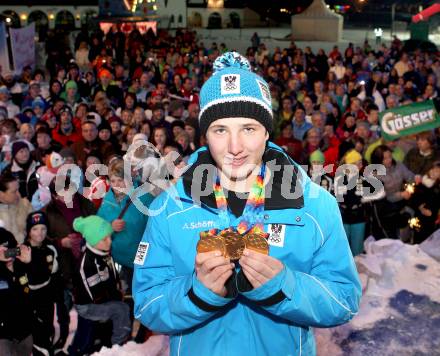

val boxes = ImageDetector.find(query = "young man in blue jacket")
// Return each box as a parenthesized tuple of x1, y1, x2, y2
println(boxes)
(133, 52, 361, 355)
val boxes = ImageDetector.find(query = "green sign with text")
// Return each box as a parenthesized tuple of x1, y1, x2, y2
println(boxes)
(380, 100, 440, 140)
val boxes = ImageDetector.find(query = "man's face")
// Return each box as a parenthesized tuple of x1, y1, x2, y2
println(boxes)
(61, 114, 72, 131)
(282, 99, 292, 111)
(82, 123, 98, 142)
(37, 133, 51, 148)
(417, 137, 431, 152)
(69, 68, 79, 78)
(0, 92, 8, 102)
(157, 83, 167, 95)
(29, 84, 40, 98)
(100, 76, 110, 87)
(152, 108, 164, 122)
(368, 110, 379, 124)
(140, 73, 149, 86)
(350, 99, 360, 112)
(188, 104, 199, 119)
(0, 180, 20, 204)
(206, 117, 268, 182)
(294, 109, 305, 123)
(183, 79, 192, 91)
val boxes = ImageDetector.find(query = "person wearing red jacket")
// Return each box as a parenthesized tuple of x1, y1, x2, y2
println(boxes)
(52, 106, 82, 147)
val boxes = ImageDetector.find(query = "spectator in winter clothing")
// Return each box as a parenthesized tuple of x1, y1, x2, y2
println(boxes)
(308, 150, 333, 194)
(0, 227, 33, 356)
(371, 145, 415, 239)
(32, 126, 62, 165)
(52, 106, 82, 147)
(292, 107, 312, 140)
(404, 131, 440, 175)
(72, 215, 131, 345)
(0, 173, 33, 243)
(3, 141, 40, 200)
(334, 150, 385, 255)
(409, 161, 440, 243)
(23, 211, 62, 356)
(98, 158, 154, 293)
(71, 121, 116, 170)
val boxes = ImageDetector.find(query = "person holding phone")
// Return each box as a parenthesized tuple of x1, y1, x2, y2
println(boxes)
(0, 226, 33, 356)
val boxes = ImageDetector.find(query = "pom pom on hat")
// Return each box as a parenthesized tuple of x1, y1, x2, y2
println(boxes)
(73, 215, 113, 247)
(199, 51, 273, 135)
(212, 51, 252, 74)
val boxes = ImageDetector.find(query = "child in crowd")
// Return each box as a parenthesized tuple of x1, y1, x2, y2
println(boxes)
(23, 211, 62, 356)
(72, 215, 131, 346)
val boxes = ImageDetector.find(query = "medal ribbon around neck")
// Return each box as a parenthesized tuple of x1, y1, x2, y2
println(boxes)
(213, 164, 266, 234)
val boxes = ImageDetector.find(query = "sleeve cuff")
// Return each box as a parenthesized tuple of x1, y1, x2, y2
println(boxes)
(186, 272, 234, 312)
(241, 265, 296, 306)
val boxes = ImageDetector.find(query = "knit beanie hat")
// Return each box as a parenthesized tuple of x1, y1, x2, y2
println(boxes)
(26, 211, 49, 234)
(11, 140, 29, 158)
(98, 119, 111, 132)
(32, 96, 45, 110)
(65, 80, 78, 91)
(344, 150, 363, 165)
(73, 215, 113, 246)
(309, 150, 325, 164)
(199, 51, 273, 135)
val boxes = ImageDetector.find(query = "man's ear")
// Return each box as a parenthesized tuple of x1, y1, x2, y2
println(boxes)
(265, 130, 270, 141)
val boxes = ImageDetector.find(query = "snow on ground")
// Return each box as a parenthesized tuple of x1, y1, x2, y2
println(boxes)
(315, 236, 440, 355)
(93, 336, 169, 356)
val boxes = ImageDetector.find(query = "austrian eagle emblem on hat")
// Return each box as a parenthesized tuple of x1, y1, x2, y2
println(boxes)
(221, 74, 240, 95)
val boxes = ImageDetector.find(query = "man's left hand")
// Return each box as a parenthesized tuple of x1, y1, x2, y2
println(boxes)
(239, 249, 283, 289)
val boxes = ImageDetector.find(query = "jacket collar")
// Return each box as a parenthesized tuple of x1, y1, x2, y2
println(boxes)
(181, 144, 304, 211)
(86, 243, 109, 256)
(11, 159, 38, 176)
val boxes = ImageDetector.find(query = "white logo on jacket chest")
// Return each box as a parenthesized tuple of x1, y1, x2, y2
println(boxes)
(183, 221, 215, 230)
(267, 224, 286, 247)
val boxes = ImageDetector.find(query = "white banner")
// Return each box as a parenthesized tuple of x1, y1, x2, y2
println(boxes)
(10, 23, 35, 72)
(0, 22, 11, 75)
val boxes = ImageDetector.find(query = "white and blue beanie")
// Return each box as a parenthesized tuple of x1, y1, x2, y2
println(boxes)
(199, 52, 273, 135)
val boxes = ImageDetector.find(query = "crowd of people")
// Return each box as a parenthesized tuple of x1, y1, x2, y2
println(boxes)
(0, 25, 439, 355)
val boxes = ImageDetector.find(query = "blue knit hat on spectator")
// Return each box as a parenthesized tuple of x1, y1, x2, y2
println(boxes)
(199, 51, 273, 135)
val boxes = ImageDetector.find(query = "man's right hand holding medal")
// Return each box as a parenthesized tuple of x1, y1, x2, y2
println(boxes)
(195, 251, 235, 297)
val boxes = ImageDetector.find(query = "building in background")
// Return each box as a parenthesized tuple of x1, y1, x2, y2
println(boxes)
(0, 0, 266, 31)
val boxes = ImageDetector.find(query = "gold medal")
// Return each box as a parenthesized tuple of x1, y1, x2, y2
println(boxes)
(220, 230, 245, 260)
(197, 228, 269, 260)
(196, 236, 225, 255)
(243, 232, 269, 255)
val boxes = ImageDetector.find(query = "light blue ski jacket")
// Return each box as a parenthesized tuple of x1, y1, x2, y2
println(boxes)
(133, 143, 361, 356)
